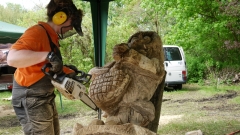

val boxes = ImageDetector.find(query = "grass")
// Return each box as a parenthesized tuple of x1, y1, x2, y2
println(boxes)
(0, 91, 13, 106)
(0, 90, 93, 116)
(0, 126, 22, 135)
(167, 83, 240, 98)
(229, 96, 240, 104)
(158, 119, 240, 135)
(54, 90, 93, 116)
(0, 115, 22, 135)
(1, 84, 240, 135)
(0, 90, 94, 135)
(158, 84, 240, 135)
(0, 91, 12, 97)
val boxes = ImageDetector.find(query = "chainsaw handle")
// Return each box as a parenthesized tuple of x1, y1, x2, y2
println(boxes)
(80, 73, 92, 84)
(75, 70, 87, 78)
(41, 63, 66, 83)
(75, 70, 92, 84)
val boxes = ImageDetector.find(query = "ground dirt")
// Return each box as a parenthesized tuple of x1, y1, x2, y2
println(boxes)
(0, 85, 240, 135)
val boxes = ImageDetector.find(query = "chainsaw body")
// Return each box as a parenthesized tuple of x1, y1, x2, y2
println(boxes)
(42, 63, 98, 111)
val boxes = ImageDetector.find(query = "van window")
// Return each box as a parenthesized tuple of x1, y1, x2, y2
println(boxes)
(164, 47, 182, 61)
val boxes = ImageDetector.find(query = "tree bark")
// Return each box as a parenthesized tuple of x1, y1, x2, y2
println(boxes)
(147, 71, 166, 133)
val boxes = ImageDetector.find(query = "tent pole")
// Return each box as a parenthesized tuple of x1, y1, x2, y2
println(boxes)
(82, 0, 113, 120)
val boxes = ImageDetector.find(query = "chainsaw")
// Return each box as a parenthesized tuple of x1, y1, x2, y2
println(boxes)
(41, 63, 98, 111)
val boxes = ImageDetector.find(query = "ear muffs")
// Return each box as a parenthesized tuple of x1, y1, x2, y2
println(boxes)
(52, 11, 67, 25)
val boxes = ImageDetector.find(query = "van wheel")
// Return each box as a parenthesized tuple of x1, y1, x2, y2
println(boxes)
(173, 84, 182, 90)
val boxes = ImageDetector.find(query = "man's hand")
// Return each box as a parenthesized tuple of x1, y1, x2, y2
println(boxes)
(46, 52, 63, 74)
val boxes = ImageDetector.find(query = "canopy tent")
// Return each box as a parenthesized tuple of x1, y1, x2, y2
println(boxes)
(0, 21, 26, 44)
(83, 0, 113, 67)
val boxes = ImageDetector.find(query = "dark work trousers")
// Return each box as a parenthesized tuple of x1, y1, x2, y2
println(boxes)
(12, 76, 60, 135)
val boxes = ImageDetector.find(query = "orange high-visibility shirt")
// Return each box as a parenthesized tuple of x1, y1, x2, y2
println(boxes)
(11, 21, 73, 87)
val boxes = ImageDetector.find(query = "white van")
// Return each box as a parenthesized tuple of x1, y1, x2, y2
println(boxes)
(163, 45, 187, 90)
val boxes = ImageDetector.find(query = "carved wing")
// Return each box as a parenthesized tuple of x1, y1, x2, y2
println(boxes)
(89, 69, 131, 113)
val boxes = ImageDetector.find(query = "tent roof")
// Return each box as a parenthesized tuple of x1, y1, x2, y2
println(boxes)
(0, 21, 26, 44)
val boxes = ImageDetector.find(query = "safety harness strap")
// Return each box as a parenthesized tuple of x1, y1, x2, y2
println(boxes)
(38, 24, 62, 61)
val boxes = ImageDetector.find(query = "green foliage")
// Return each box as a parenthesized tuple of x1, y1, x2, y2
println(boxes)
(18, 8, 47, 27)
(186, 55, 206, 83)
(58, 1, 95, 72)
(60, 33, 94, 72)
(106, 0, 148, 62)
(0, 3, 27, 25)
(1, 0, 240, 84)
(141, 0, 240, 83)
(0, 2, 47, 27)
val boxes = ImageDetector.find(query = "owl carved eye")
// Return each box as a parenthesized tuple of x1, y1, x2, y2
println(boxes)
(143, 36, 151, 44)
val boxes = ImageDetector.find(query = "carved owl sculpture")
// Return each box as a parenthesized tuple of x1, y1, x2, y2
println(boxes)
(89, 31, 165, 127)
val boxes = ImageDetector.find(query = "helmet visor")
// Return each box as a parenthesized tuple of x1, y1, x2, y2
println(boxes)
(70, 5, 83, 36)
(72, 17, 83, 36)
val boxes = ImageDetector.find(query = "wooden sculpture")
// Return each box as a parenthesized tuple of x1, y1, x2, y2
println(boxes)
(88, 31, 165, 127)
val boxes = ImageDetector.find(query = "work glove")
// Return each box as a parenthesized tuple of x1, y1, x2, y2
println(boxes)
(46, 52, 63, 74)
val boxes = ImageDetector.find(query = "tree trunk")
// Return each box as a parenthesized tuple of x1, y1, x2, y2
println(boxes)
(147, 71, 166, 133)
